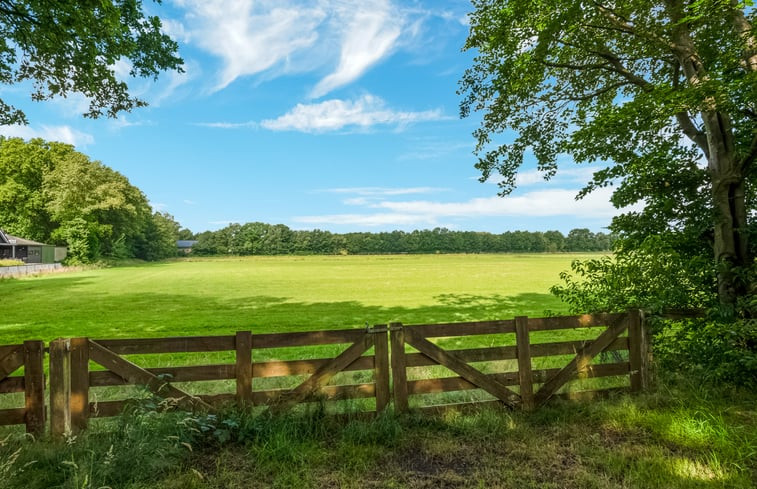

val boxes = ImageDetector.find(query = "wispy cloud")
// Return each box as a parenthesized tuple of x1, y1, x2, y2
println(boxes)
(296, 187, 638, 229)
(173, 1, 412, 96)
(310, 1, 402, 98)
(175, 0, 326, 91)
(373, 188, 622, 219)
(183, 199, 197, 205)
(0, 124, 94, 147)
(261, 94, 446, 133)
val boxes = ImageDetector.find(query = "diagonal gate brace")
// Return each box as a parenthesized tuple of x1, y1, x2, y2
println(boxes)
(0, 346, 23, 381)
(271, 333, 374, 411)
(88, 340, 212, 411)
(404, 327, 521, 408)
(534, 314, 628, 406)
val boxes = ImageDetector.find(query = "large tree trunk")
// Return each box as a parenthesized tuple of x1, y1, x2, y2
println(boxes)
(703, 112, 750, 306)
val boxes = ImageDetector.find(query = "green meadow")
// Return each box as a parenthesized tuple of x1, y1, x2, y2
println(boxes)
(1, 254, 755, 489)
(0, 253, 593, 343)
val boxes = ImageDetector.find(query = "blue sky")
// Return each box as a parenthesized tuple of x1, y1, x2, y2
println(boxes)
(0, 0, 623, 234)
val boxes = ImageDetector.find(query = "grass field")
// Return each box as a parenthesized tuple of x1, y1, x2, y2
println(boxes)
(0, 253, 594, 343)
(1, 254, 755, 488)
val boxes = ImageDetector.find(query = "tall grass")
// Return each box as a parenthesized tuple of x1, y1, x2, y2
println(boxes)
(1, 375, 754, 489)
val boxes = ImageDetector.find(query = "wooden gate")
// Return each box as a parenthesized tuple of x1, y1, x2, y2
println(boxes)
(49, 327, 391, 436)
(265, 325, 390, 413)
(0, 341, 45, 434)
(390, 311, 645, 413)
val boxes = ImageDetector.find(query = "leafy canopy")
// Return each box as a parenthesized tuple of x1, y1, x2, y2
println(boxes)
(0, 0, 183, 125)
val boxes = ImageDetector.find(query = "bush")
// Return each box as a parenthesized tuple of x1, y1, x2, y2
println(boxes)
(653, 317, 757, 388)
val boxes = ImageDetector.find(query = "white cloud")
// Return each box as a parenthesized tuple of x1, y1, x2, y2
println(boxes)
(173, 1, 409, 95)
(176, 0, 326, 91)
(310, 1, 402, 98)
(482, 166, 607, 187)
(374, 188, 624, 219)
(183, 199, 197, 205)
(261, 94, 446, 133)
(297, 187, 640, 228)
(150, 202, 169, 211)
(0, 124, 94, 147)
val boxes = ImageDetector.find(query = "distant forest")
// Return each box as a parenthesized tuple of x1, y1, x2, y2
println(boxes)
(186, 223, 614, 256)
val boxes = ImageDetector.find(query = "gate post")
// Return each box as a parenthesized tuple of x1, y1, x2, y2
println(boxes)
(628, 309, 648, 392)
(70, 337, 90, 433)
(515, 316, 534, 411)
(23, 340, 45, 436)
(49, 338, 71, 438)
(235, 331, 253, 407)
(372, 326, 391, 412)
(389, 323, 408, 413)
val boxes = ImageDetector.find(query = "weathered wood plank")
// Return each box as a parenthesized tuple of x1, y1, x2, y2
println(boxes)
(407, 363, 630, 395)
(0, 375, 24, 393)
(93, 336, 235, 354)
(527, 313, 626, 331)
(253, 329, 367, 349)
(49, 338, 71, 438)
(254, 383, 376, 405)
(389, 323, 409, 412)
(531, 338, 628, 357)
(372, 326, 391, 412)
(515, 316, 534, 411)
(405, 320, 515, 337)
(534, 315, 629, 405)
(0, 408, 26, 426)
(628, 309, 644, 392)
(403, 338, 628, 368)
(89, 364, 237, 386)
(23, 340, 46, 436)
(236, 331, 253, 406)
(70, 337, 90, 433)
(0, 346, 23, 380)
(272, 334, 373, 409)
(403, 327, 520, 407)
(88, 340, 212, 411)
(628, 309, 650, 392)
(0, 344, 22, 357)
(405, 346, 516, 367)
(253, 356, 375, 378)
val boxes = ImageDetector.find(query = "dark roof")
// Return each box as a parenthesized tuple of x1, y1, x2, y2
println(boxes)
(0, 229, 48, 246)
(177, 240, 199, 248)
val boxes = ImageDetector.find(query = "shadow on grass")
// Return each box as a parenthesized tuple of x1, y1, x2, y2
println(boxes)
(1, 273, 561, 342)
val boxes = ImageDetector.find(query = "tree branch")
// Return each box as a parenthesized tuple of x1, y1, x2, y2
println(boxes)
(568, 81, 631, 101)
(675, 112, 710, 158)
(729, 0, 757, 73)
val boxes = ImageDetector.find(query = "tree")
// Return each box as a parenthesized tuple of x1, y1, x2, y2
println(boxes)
(0, 0, 183, 125)
(460, 1, 756, 308)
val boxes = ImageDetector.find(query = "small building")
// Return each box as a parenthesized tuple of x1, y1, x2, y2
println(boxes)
(0, 229, 67, 263)
(177, 240, 198, 254)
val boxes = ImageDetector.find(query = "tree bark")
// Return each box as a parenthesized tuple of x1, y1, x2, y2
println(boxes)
(667, 0, 752, 307)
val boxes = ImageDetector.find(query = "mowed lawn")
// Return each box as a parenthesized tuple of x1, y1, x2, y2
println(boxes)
(0, 254, 595, 343)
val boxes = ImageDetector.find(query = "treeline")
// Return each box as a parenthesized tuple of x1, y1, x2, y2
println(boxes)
(190, 223, 614, 255)
(0, 137, 180, 264)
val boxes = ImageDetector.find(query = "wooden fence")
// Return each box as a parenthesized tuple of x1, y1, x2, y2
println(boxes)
(0, 311, 651, 437)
